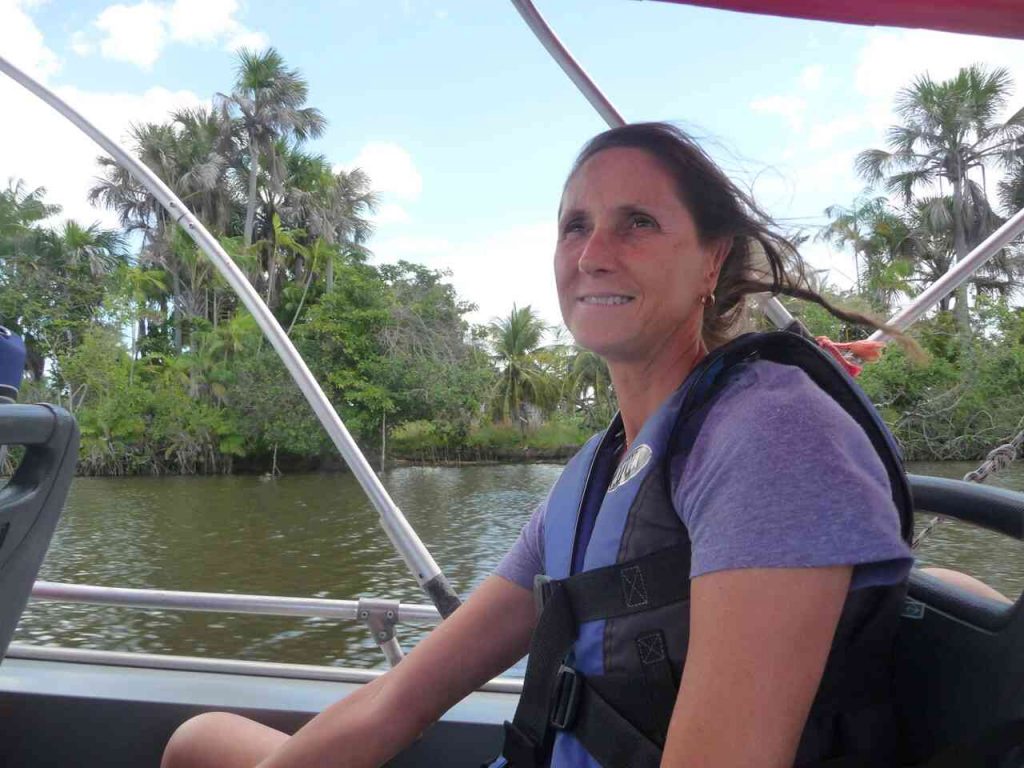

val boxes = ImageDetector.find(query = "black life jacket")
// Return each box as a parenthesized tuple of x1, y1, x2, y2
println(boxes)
(497, 331, 914, 768)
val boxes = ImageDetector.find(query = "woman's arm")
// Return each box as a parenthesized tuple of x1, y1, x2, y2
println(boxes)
(661, 565, 851, 768)
(257, 574, 537, 768)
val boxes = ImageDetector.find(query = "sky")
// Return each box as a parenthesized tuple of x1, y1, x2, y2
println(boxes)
(2, 0, 1024, 330)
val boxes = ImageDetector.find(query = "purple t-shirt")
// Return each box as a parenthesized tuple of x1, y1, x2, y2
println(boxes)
(495, 359, 913, 591)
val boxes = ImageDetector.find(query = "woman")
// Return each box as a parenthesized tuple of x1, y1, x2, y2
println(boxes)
(162, 122, 912, 768)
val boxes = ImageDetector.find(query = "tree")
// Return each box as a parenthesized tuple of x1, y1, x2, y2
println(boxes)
(218, 48, 326, 250)
(563, 346, 615, 427)
(819, 196, 888, 294)
(0, 186, 126, 386)
(488, 305, 557, 427)
(88, 110, 239, 349)
(1000, 158, 1024, 215)
(277, 147, 376, 258)
(856, 65, 1024, 338)
(376, 262, 491, 433)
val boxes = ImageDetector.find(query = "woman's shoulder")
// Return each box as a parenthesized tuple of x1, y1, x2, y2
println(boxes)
(703, 357, 861, 443)
(674, 359, 911, 585)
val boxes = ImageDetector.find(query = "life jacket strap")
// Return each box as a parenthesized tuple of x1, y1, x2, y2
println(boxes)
(536, 542, 692, 623)
(565, 671, 663, 768)
(635, 630, 677, 742)
(502, 580, 577, 767)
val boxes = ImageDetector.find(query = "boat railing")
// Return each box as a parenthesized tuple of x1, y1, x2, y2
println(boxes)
(8, 581, 529, 688)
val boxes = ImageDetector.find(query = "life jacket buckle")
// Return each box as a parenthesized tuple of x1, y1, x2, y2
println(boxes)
(550, 664, 582, 731)
(533, 574, 554, 617)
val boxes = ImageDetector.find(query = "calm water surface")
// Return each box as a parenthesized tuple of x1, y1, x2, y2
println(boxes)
(13, 461, 1024, 668)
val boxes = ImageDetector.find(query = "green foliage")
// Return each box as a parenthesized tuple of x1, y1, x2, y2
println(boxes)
(857, 305, 1024, 460)
(487, 305, 560, 424)
(226, 348, 330, 459)
(390, 415, 590, 463)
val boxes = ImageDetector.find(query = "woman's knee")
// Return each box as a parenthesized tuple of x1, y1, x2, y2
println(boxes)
(162, 711, 286, 768)
(920, 567, 1012, 604)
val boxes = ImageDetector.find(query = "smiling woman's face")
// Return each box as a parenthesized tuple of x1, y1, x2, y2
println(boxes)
(555, 147, 722, 364)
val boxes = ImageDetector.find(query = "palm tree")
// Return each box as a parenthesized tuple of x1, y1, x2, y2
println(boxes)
(90, 112, 241, 347)
(856, 65, 1024, 337)
(564, 346, 615, 427)
(488, 305, 557, 428)
(1000, 158, 1024, 214)
(820, 196, 918, 312)
(0, 179, 59, 239)
(218, 48, 326, 249)
(277, 148, 376, 251)
(54, 221, 127, 278)
(819, 196, 889, 293)
(166, 106, 240, 234)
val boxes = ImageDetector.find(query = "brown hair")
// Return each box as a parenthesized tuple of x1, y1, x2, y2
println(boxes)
(566, 122, 910, 351)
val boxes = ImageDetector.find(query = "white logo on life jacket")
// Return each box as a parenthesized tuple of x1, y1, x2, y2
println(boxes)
(607, 443, 653, 493)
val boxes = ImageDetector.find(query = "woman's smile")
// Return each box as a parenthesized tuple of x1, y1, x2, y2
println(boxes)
(577, 294, 635, 306)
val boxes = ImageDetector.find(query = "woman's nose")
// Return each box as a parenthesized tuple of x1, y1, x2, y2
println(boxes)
(577, 228, 617, 274)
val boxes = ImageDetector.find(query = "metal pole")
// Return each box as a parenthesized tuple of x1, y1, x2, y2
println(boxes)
(0, 56, 461, 619)
(510, 0, 798, 331)
(31, 581, 441, 624)
(870, 206, 1024, 341)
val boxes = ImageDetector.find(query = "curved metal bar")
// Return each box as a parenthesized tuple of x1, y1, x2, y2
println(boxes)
(510, 0, 625, 127)
(30, 581, 441, 624)
(0, 56, 460, 617)
(870, 206, 1024, 341)
(509, 0, 797, 331)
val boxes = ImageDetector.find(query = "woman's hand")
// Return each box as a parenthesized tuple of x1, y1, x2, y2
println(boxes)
(661, 566, 852, 768)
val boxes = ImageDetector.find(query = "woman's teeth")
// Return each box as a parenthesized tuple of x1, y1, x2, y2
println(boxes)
(580, 295, 633, 305)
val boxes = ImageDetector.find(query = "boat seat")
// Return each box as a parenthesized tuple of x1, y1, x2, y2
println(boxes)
(896, 475, 1024, 764)
(0, 404, 79, 660)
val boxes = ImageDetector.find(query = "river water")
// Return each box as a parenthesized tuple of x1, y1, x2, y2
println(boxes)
(12, 461, 1024, 669)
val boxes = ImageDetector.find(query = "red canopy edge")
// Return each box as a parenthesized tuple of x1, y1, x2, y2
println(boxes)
(651, 0, 1024, 41)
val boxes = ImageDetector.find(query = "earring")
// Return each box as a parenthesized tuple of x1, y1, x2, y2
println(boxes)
(701, 292, 717, 307)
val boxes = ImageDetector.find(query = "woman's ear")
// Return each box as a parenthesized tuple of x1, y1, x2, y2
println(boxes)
(705, 237, 732, 287)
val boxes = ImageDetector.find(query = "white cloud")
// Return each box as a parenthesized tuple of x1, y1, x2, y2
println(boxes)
(166, 0, 237, 43)
(806, 115, 863, 151)
(749, 95, 807, 132)
(225, 28, 269, 52)
(0, 0, 61, 81)
(854, 29, 1024, 130)
(371, 221, 561, 327)
(373, 203, 411, 226)
(0, 74, 205, 227)
(799, 64, 824, 91)
(69, 30, 96, 56)
(74, 0, 267, 69)
(800, 239, 857, 292)
(341, 142, 423, 202)
(1, 0, 211, 230)
(95, 2, 167, 70)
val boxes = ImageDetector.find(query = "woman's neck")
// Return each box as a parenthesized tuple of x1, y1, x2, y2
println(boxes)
(610, 337, 707, 449)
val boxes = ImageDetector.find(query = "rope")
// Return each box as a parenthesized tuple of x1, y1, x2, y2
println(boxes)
(963, 427, 1024, 484)
(912, 421, 1024, 549)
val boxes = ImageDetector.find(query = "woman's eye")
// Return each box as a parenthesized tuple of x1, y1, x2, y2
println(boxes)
(630, 214, 656, 229)
(562, 219, 586, 236)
